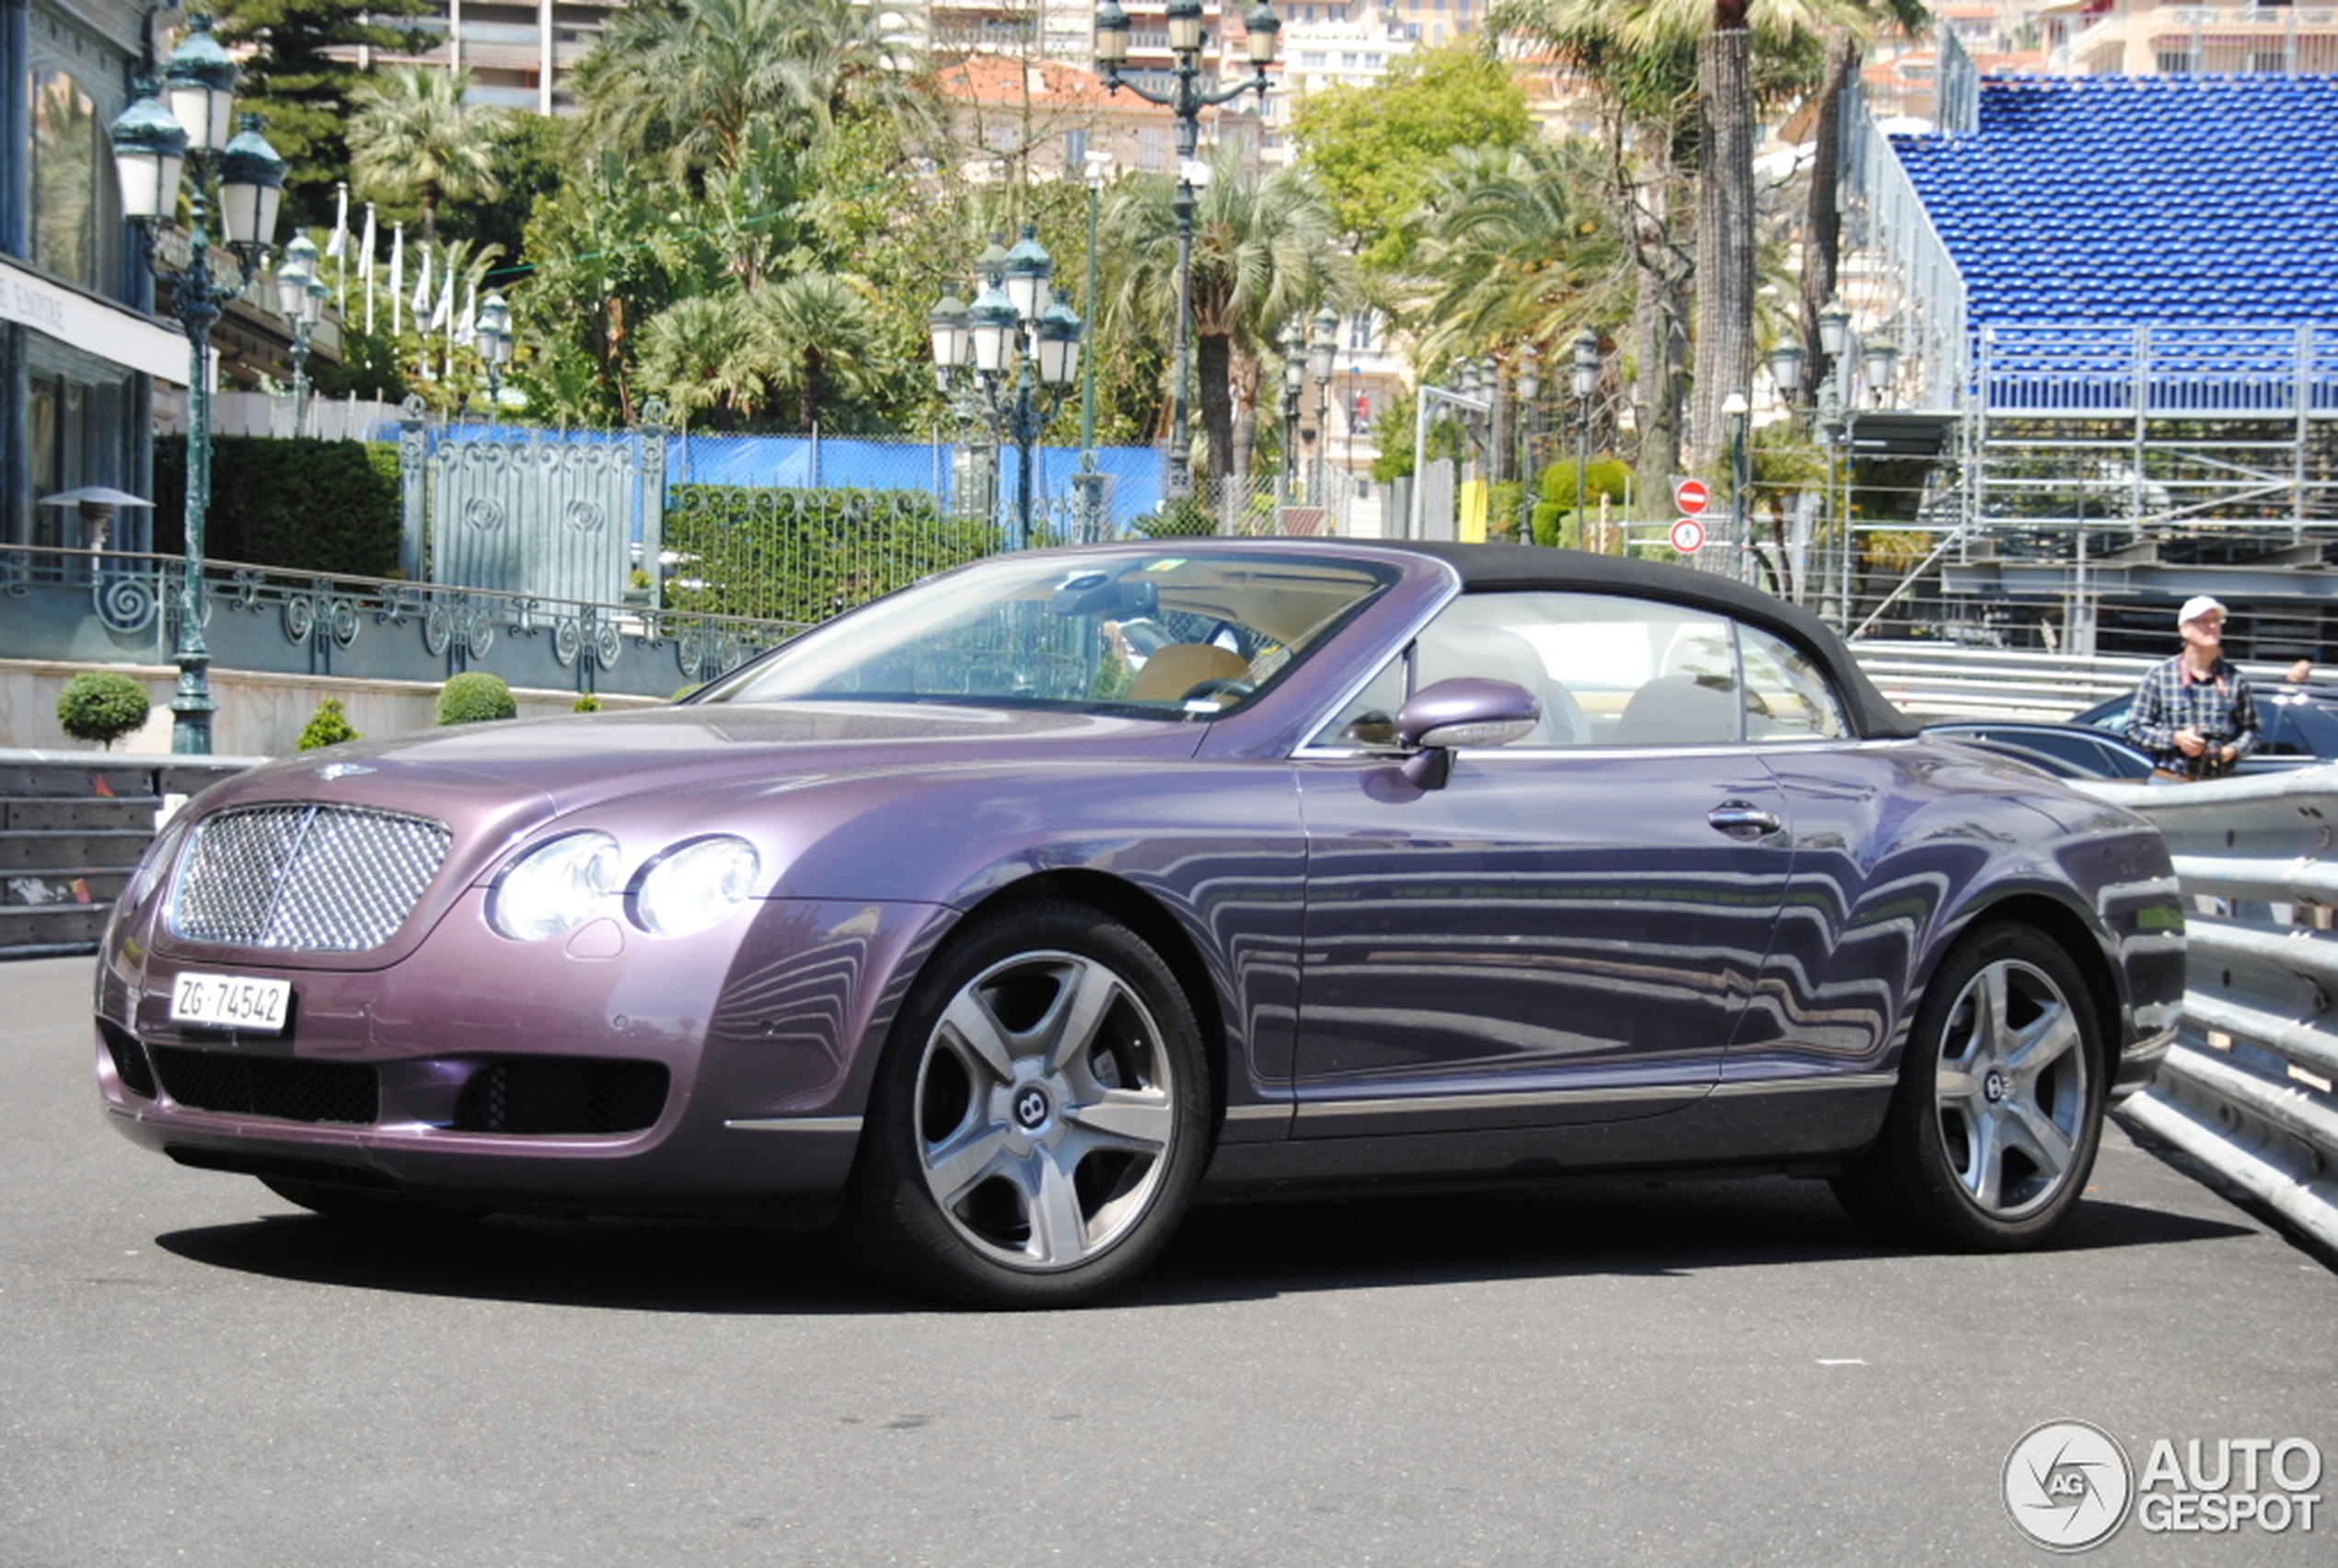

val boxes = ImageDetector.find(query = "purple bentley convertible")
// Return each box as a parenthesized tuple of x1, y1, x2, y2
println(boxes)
(93, 542, 2183, 1306)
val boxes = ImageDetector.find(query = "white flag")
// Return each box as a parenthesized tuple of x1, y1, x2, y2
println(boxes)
(411, 246, 434, 320)
(431, 268, 454, 333)
(325, 182, 349, 258)
(388, 224, 404, 336)
(456, 282, 477, 347)
(359, 203, 377, 333)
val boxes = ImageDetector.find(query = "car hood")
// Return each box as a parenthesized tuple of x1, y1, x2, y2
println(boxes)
(195, 701, 1210, 821)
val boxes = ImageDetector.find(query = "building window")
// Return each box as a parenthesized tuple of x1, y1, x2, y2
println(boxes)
(30, 72, 103, 292)
(1348, 310, 1375, 352)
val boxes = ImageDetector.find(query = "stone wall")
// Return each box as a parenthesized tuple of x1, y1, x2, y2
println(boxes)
(0, 659, 666, 759)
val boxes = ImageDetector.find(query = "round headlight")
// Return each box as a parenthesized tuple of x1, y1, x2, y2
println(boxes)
(491, 831, 620, 941)
(631, 836, 759, 937)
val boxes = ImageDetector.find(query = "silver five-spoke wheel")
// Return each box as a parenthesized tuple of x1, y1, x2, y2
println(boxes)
(916, 950, 1180, 1271)
(1931, 956, 2090, 1221)
(849, 899, 1210, 1307)
(1834, 924, 2105, 1249)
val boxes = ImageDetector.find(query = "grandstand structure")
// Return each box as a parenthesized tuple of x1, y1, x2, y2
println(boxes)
(1839, 35, 2338, 660)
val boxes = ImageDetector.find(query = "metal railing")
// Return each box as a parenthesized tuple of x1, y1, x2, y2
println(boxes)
(2078, 767, 2338, 1252)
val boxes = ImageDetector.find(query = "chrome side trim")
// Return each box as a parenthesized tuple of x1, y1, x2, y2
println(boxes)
(1296, 1083, 1710, 1119)
(1223, 1103, 1290, 1123)
(724, 1116, 863, 1134)
(1709, 1071, 1898, 1098)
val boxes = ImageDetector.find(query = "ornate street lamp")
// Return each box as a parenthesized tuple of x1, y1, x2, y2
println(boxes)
(930, 227, 1084, 549)
(110, 14, 286, 754)
(1279, 322, 1304, 507)
(1862, 339, 1901, 408)
(274, 234, 327, 435)
(1514, 341, 1541, 542)
(1572, 327, 1601, 546)
(478, 291, 514, 411)
(1097, 0, 1281, 505)
(1309, 305, 1337, 514)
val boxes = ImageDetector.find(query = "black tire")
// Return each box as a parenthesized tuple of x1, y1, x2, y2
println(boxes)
(1833, 923, 2106, 1250)
(845, 899, 1212, 1308)
(259, 1176, 487, 1227)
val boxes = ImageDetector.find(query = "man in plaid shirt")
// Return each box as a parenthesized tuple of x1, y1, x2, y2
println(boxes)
(2125, 595, 2260, 780)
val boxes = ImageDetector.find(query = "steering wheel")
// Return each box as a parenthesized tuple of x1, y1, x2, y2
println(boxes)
(1179, 677, 1256, 705)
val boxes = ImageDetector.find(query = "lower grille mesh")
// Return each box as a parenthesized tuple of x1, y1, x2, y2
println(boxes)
(453, 1059, 670, 1135)
(151, 1046, 379, 1124)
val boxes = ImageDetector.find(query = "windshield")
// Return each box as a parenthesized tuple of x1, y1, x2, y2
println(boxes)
(696, 549, 1399, 719)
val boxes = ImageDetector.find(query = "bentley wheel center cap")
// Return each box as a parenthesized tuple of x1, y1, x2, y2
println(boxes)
(1984, 1069, 2009, 1103)
(1013, 1086, 1052, 1131)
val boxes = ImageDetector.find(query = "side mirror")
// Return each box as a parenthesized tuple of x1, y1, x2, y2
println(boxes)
(1394, 677, 1540, 789)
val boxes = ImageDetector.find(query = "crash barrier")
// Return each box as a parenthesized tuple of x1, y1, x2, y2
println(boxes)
(2079, 766, 2338, 1251)
(1850, 642, 2157, 721)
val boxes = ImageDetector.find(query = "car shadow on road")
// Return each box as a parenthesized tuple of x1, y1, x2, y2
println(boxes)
(151, 1174, 2254, 1315)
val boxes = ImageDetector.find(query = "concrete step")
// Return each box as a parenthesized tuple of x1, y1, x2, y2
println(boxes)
(0, 901, 110, 953)
(0, 830, 157, 872)
(1, 797, 161, 833)
(4, 869, 131, 906)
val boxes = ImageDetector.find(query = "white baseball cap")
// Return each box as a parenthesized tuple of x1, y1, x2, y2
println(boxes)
(2178, 595, 2228, 628)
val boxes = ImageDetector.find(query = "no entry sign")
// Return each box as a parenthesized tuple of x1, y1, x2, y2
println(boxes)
(1670, 517, 1706, 554)
(1673, 478, 1710, 516)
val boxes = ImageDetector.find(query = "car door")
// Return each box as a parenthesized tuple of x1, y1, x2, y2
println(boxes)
(1288, 590, 1799, 1137)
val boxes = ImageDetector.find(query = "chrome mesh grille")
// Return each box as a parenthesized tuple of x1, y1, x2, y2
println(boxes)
(171, 805, 452, 951)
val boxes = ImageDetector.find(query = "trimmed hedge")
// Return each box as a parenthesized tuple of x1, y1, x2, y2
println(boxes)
(662, 486, 997, 624)
(56, 671, 151, 748)
(296, 698, 361, 750)
(154, 436, 402, 578)
(437, 672, 517, 725)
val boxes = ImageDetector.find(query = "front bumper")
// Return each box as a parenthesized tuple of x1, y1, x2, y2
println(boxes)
(95, 891, 946, 1211)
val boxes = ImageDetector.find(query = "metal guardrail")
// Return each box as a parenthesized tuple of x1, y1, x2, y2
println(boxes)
(1850, 641, 2158, 721)
(2078, 767, 2338, 1252)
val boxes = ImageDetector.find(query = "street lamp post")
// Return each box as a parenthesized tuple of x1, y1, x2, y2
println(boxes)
(273, 233, 327, 436)
(1279, 322, 1304, 508)
(1074, 149, 1114, 542)
(1817, 299, 1853, 627)
(478, 291, 513, 412)
(109, 14, 287, 755)
(1722, 390, 1751, 582)
(929, 227, 1084, 550)
(1309, 306, 1337, 518)
(1095, 0, 1281, 506)
(1572, 328, 1600, 550)
(1514, 342, 1540, 543)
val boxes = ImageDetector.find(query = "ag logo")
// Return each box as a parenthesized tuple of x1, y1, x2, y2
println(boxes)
(2005, 1420, 2134, 1551)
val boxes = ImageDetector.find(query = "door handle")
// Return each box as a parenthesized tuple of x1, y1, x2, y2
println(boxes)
(1707, 801, 1782, 840)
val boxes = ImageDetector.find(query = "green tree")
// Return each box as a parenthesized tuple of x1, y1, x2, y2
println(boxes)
(55, 672, 151, 749)
(754, 271, 887, 432)
(1289, 41, 1534, 277)
(348, 65, 507, 248)
(637, 291, 769, 428)
(208, 0, 433, 229)
(1101, 144, 1350, 502)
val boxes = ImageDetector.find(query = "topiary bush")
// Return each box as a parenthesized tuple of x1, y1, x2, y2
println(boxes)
(55, 671, 152, 749)
(572, 693, 602, 713)
(297, 698, 361, 751)
(436, 672, 517, 726)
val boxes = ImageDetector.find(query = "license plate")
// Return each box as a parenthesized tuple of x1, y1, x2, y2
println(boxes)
(169, 972, 292, 1034)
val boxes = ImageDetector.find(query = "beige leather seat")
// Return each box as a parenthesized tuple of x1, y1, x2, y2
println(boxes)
(1129, 643, 1250, 701)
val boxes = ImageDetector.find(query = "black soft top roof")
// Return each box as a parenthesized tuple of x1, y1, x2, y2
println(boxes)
(1372, 541, 1922, 740)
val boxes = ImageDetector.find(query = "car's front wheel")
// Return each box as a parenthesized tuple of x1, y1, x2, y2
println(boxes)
(1835, 924, 2105, 1249)
(846, 900, 1211, 1308)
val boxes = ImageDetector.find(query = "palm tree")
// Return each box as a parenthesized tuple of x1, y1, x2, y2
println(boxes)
(1411, 141, 1626, 483)
(1102, 145, 1351, 507)
(573, 0, 930, 183)
(636, 292, 770, 429)
(752, 271, 885, 432)
(347, 65, 506, 248)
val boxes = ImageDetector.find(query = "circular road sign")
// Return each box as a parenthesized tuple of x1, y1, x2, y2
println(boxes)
(1670, 517, 1706, 554)
(1673, 478, 1710, 516)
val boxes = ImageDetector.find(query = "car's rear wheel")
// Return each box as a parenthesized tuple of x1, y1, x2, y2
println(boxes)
(847, 900, 1210, 1308)
(1834, 924, 2105, 1249)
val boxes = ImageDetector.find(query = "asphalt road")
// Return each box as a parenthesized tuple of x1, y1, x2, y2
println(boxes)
(6, 952, 2332, 1568)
